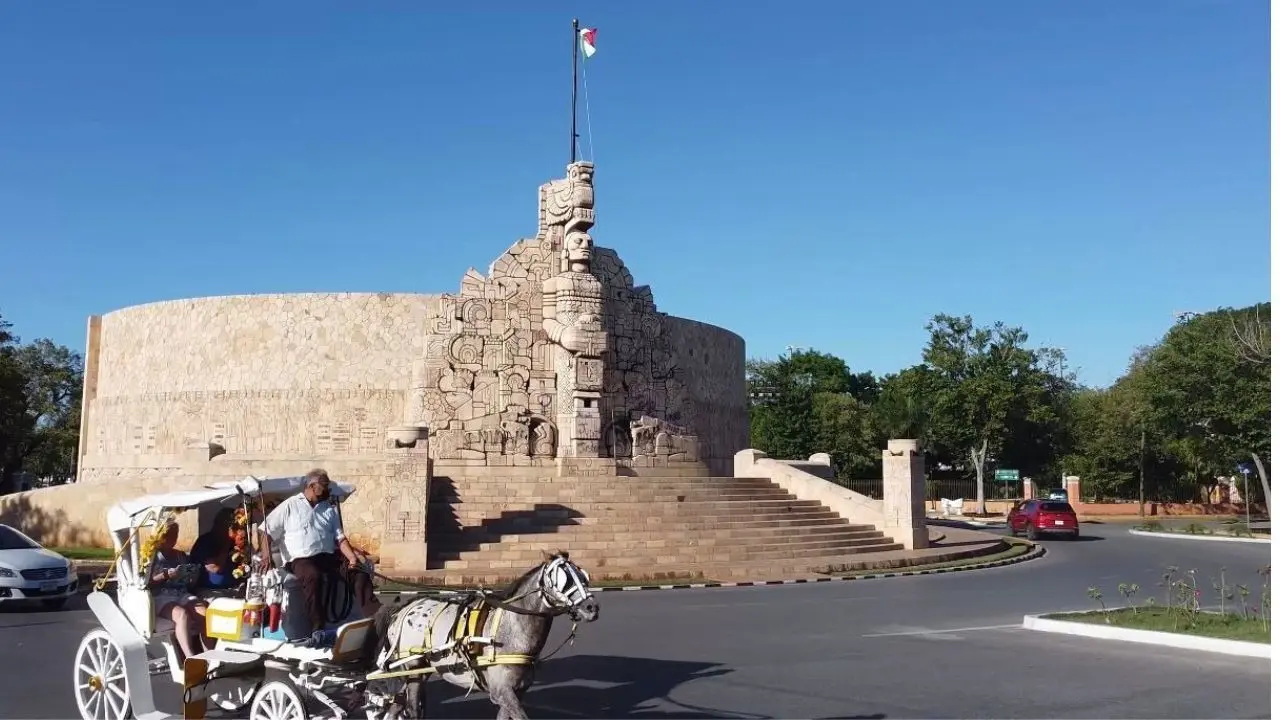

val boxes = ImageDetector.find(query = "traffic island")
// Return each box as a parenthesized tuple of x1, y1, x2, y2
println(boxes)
(1026, 565, 1273, 658)
(1128, 520, 1270, 544)
(1024, 608, 1270, 658)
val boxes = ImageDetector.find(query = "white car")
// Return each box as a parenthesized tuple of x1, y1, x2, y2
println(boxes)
(0, 524, 77, 610)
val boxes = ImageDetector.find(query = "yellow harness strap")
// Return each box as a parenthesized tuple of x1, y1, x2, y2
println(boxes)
(374, 599, 535, 682)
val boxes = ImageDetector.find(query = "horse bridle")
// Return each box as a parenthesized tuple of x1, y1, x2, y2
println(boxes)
(484, 556, 594, 618)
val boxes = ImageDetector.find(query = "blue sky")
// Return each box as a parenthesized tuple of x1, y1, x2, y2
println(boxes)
(0, 1, 1268, 389)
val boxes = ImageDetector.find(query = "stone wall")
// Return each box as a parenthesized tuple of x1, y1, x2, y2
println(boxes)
(1, 452, 431, 562)
(81, 293, 438, 471)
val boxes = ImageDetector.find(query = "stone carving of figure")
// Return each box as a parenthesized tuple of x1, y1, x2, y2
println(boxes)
(501, 417, 531, 457)
(541, 162, 606, 458)
(531, 419, 557, 458)
(630, 414, 700, 462)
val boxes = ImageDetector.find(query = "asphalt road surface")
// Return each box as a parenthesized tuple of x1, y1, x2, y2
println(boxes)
(2, 522, 1271, 719)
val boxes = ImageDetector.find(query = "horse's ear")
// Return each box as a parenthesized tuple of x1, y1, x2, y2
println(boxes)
(541, 549, 556, 562)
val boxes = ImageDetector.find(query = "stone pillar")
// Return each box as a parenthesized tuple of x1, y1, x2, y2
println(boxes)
(1065, 475, 1082, 506)
(76, 315, 103, 482)
(376, 448, 433, 572)
(1023, 478, 1036, 500)
(881, 439, 929, 550)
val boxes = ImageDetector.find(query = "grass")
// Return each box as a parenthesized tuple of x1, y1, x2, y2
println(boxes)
(830, 540, 1033, 578)
(53, 547, 114, 560)
(1046, 607, 1270, 644)
(1133, 520, 1264, 539)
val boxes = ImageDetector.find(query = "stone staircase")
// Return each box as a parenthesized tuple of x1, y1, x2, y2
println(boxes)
(408, 475, 904, 584)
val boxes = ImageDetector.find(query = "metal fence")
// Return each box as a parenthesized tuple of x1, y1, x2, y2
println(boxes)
(834, 477, 1021, 502)
(829, 474, 1264, 506)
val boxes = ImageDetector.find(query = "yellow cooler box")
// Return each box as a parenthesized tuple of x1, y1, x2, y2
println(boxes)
(205, 598, 264, 643)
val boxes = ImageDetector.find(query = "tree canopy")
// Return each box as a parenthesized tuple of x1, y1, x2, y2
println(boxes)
(748, 303, 1271, 515)
(0, 313, 83, 494)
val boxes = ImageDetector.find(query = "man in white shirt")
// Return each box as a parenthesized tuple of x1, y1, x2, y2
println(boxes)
(259, 468, 373, 634)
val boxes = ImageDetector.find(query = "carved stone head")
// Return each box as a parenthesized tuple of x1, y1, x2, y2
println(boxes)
(566, 162, 594, 210)
(564, 229, 593, 270)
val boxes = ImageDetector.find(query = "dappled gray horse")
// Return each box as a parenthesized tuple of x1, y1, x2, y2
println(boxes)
(368, 552, 600, 719)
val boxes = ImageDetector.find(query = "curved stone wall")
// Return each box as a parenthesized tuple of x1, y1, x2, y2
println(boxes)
(660, 315, 747, 470)
(81, 293, 440, 471)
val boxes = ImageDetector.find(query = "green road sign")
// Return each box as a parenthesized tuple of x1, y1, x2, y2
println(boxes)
(994, 469, 1020, 483)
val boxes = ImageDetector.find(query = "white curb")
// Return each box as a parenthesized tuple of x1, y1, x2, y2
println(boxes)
(1128, 528, 1271, 544)
(1023, 610, 1270, 658)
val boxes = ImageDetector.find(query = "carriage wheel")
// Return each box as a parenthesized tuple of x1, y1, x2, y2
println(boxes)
(73, 628, 132, 720)
(249, 679, 307, 720)
(208, 681, 258, 712)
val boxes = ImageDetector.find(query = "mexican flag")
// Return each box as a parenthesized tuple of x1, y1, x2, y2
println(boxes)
(579, 27, 597, 58)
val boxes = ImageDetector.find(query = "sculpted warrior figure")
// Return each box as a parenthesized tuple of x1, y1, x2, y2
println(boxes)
(541, 162, 606, 457)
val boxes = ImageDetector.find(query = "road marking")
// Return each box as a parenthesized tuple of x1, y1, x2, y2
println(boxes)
(862, 623, 1021, 638)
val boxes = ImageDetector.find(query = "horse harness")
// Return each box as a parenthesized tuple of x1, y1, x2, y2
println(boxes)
(364, 558, 589, 691)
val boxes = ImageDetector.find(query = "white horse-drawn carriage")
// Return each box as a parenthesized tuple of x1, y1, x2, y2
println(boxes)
(73, 475, 600, 720)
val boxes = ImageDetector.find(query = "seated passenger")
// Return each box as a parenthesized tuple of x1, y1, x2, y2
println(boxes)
(148, 522, 210, 658)
(189, 508, 239, 591)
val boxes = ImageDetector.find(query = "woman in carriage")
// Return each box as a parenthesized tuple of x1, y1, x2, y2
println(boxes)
(145, 521, 211, 660)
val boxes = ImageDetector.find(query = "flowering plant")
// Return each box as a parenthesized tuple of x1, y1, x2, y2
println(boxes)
(227, 503, 253, 581)
(137, 511, 176, 579)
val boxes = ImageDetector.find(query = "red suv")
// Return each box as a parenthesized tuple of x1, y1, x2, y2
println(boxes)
(1008, 499, 1079, 540)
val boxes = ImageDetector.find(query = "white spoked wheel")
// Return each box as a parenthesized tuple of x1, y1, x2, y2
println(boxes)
(249, 679, 307, 720)
(74, 628, 132, 720)
(208, 681, 257, 712)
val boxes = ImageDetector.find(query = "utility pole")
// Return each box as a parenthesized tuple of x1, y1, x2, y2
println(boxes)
(1138, 424, 1146, 518)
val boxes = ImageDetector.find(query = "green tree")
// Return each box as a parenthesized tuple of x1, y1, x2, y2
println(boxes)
(0, 316, 84, 493)
(871, 365, 934, 448)
(0, 314, 34, 493)
(812, 391, 880, 479)
(914, 314, 1064, 514)
(748, 349, 855, 460)
(1140, 304, 1271, 512)
(14, 339, 83, 484)
(747, 349, 884, 481)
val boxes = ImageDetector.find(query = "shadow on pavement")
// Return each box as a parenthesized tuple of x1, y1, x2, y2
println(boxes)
(422, 654, 886, 719)
(0, 592, 88, 614)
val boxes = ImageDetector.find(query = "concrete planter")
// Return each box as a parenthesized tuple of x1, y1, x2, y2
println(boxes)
(1023, 608, 1270, 659)
(1128, 528, 1270, 544)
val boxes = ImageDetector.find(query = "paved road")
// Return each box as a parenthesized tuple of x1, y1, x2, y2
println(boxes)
(1, 523, 1271, 719)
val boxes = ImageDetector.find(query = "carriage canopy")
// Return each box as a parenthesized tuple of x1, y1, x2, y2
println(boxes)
(106, 475, 357, 532)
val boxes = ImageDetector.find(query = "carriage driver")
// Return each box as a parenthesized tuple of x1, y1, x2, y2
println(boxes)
(257, 468, 376, 635)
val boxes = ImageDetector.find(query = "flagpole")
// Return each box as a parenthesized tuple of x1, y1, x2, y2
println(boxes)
(571, 17, 580, 164)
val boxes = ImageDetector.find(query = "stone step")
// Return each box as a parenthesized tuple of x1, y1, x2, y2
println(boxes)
(433, 489, 799, 503)
(429, 510, 847, 529)
(426, 529, 888, 557)
(423, 513, 852, 530)
(429, 511, 846, 530)
(429, 498, 829, 514)
(395, 551, 893, 586)
(434, 476, 781, 488)
(425, 523, 883, 549)
(427, 538, 903, 570)
(428, 534, 896, 564)
(433, 476, 778, 487)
